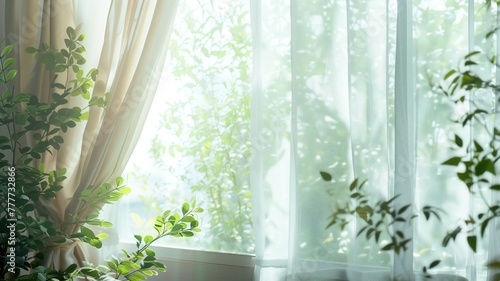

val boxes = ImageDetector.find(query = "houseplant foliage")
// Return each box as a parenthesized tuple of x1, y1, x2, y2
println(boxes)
(319, 27, 500, 280)
(439, 33, 500, 271)
(319, 173, 442, 280)
(0, 27, 202, 280)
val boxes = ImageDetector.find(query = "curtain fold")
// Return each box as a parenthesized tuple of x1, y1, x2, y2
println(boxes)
(251, 0, 498, 280)
(0, 0, 179, 270)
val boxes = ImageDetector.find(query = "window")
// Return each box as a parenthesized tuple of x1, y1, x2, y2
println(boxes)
(119, 0, 254, 255)
(111, 0, 499, 280)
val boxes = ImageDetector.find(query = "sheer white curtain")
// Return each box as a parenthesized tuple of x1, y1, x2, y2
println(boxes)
(251, 0, 500, 280)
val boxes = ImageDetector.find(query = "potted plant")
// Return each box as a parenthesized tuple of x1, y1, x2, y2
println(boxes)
(0, 27, 203, 280)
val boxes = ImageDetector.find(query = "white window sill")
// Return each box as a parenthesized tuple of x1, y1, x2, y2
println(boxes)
(118, 242, 255, 281)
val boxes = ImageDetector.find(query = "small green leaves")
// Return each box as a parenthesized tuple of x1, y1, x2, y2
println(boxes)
(429, 260, 441, 269)
(422, 205, 442, 221)
(491, 185, 500, 191)
(25, 46, 38, 54)
(1, 44, 13, 58)
(475, 158, 495, 176)
(116, 176, 124, 186)
(320, 171, 332, 181)
(144, 235, 154, 244)
(5, 69, 17, 82)
(444, 69, 456, 80)
(454, 134, 463, 147)
(182, 202, 190, 215)
(66, 26, 76, 40)
(486, 259, 500, 269)
(442, 226, 462, 247)
(467, 235, 477, 253)
(442, 157, 462, 166)
(4, 57, 15, 69)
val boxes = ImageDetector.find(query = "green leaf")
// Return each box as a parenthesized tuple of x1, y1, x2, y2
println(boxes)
(381, 243, 393, 251)
(476, 159, 495, 176)
(80, 225, 96, 238)
(144, 235, 153, 244)
(464, 51, 481, 59)
(53, 83, 65, 89)
(142, 270, 157, 276)
(444, 69, 456, 80)
(134, 234, 142, 244)
(53, 136, 64, 143)
(64, 264, 78, 274)
(190, 220, 199, 228)
(442, 157, 462, 166)
(6, 70, 17, 81)
(320, 171, 332, 181)
(107, 261, 118, 270)
(467, 235, 477, 253)
(14, 113, 27, 125)
(491, 185, 500, 191)
(145, 249, 155, 257)
(429, 260, 441, 269)
(486, 260, 500, 269)
(355, 207, 369, 222)
(80, 268, 100, 278)
(128, 271, 147, 281)
(89, 238, 103, 248)
(66, 26, 76, 40)
(30, 152, 41, 159)
(4, 57, 15, 69)
(481, 217, 492, 237)
(211, 50, 227, 57)
(474, 140, 483, 152)
(349, 178, 359, 191)
(120, 186, 131, 195)
(96, 232, 109, 239)
(1, 44, 13, 58)
(116, 177, 124, 186)
(454, 134, 463, 147)
(201, 47, 209, 57)
(54, 65, 66, 73)
(181, 231, 194, 237)
(25, 47, 38, 54)
(182, 202, 190, 215)
(1, 90, 11, 100)
(398, 204, 411, 215)
(37, 273, 46, 281)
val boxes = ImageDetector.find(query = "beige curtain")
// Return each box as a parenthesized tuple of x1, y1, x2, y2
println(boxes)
(0, 0, 179, 270)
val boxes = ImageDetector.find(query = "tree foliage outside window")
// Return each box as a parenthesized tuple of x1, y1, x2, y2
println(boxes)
(122, 0, 254, 254)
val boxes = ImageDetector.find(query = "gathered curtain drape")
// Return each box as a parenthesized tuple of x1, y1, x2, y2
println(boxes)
(0, 0, 179, 270)
(251, 0, 500, 281)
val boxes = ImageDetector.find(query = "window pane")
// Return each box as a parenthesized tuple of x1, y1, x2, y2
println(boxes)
(120, 0, 253, 254)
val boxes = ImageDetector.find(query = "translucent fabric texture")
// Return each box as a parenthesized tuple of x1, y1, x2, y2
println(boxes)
(250, 0, 500, 280)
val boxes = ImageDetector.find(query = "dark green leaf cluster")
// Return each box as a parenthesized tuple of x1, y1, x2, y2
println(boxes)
(0, 27, 109, 278)
(321, 174, 416, 255)
(1, 27, 203, 281)
(321, 172, 444, 278)
(440, 40, 500, 257)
